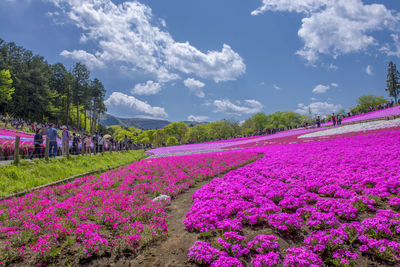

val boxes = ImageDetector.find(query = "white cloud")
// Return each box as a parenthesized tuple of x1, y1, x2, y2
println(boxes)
(296, 102, 342, 116)
(331, 82, 338, 87)
(253, 0, 400, 63)
(104, 92, 168, 118)
(60, 50, 105, 69)
(312, 84, 330, 94)
(310, 97, 317, 101)
(184, 78, 205, 98)
(273, 84, 281, 90)
(327, 63, 339, 71)
(49, 0, 245, 83)
(132, 80, 162, 95)
(213, 99, 263, 115)
(187, 115, 209, 122)
(252, 0, 325, 15)
(381, 34, 400, 58)
(165, 43, 245, 83)
(366, 65, 373, 76)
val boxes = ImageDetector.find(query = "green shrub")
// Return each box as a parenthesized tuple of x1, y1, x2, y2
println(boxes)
(166, 136, 179, 146)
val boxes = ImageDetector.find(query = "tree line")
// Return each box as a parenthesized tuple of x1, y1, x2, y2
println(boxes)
(106, 110, 313, 147)
(0, 39, 106, 133)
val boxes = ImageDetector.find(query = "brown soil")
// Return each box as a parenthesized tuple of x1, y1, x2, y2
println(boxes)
(127, 181, 211, 267)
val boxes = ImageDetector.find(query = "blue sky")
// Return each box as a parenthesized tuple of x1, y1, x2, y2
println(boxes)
(1, 0, 400, 122)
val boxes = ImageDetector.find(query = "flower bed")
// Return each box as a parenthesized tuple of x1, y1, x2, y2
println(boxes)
(0, 128, 49, 159)
(184, 129, 400, 266)
(147, 128, 323, 156)
(0, 150, 259, 265)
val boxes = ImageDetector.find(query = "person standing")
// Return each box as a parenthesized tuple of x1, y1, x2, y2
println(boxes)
(30, 128, 43, 160)
(124, 135, 128, 150)
(338, 114, 343, 125)
(98, 133, 105, 152)
(85, 135, 91, 154)
(61, 126, 71, 156)
(92, 133, 99, 153)
(331, 113, 336, 126)
(47, 123, 59, 158)
(316, 116, 321, 128)
(72, 133, 80, 155)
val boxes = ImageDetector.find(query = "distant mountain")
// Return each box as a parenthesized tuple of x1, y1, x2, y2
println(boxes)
(100, 114, 206, 130)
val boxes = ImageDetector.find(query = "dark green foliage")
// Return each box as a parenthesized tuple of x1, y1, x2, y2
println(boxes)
(0, 38, 107, 132)
(386, 61, 400, 103)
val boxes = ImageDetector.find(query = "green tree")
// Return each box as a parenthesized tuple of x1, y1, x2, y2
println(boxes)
(0, 69, 14, 110)
(50, 63, 74, 125)
(164, 122, 189, 143)
(144, 129, 156, 144)
(88, 78, 106, 133)
(386, 61, 400, 104)
(208, 120, 234, 140)
(351, 95, 387, 114)
(72, 63, 90, 130)
(241, 118, 255, 135)
(107, 125, 123, 136)
(114, 129, 133, 141)
(166, 136, 179, 146)
(152, 129, 166, 147)
(252, 113, 269, 131)
(187, 124, 209, 143)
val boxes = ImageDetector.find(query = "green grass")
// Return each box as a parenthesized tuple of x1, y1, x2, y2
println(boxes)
(0, 150, 146, 197)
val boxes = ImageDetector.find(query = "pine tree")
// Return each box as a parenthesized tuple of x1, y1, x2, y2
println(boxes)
(386, 61, 400, 104)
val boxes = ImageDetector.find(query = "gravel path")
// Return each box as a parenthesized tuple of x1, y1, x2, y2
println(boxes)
(298, 117, 400, 138)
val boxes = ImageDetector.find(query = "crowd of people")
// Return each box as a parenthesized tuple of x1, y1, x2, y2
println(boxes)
(0, 115, 151, 160)
(28, 125, 151, 160)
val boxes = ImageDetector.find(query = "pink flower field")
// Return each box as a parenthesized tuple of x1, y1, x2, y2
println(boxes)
(0, 151, 258, 265)
(0, 128, 47, 159)
(184, 128, 400, 266)
(1, 121, 400, 266)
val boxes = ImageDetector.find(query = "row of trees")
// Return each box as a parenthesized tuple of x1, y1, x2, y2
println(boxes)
(107, 111, 312, 147)
(0, 39, 106, 132)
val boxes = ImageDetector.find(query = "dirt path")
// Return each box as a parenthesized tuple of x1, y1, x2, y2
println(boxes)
(128, 181, 209, 267)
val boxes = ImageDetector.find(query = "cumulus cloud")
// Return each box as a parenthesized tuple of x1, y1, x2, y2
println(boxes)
(366, 65, 373, 76)
(252, 0, 400, 63)
(187, 115, 209, 122)
(312, 84, 330, 94)
(184, 78, 205, 98)
(104, 92, 168, 118)
(60, 50, 105, 69)
(213, 99, 263, 115)
(273, 84, 281, 90)
(331, 83, 338, 87)
(296, 102, 342, 116)
(132, 80, 162, 95)
(165, 43, 245, 83)
(48, 0, 245, 83)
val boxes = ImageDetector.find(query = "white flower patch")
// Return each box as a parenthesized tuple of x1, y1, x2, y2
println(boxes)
(298, 118, 400, 139)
